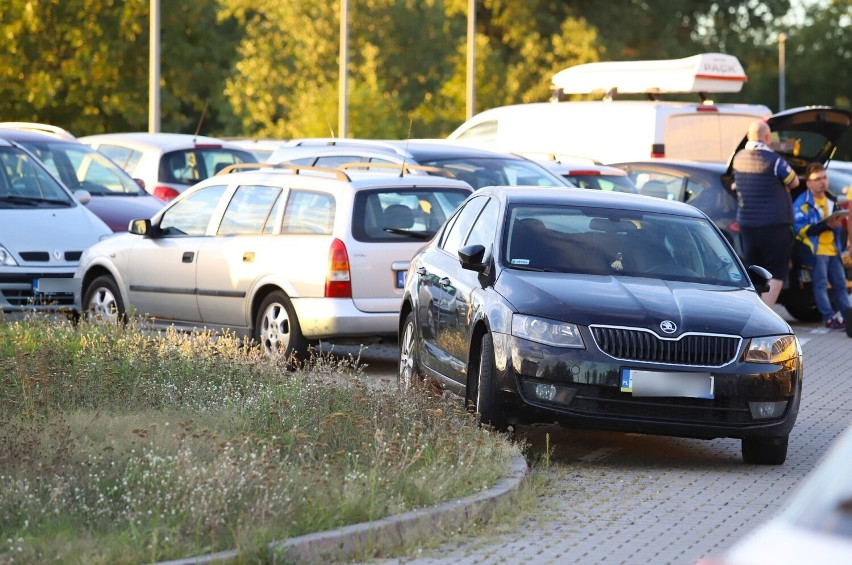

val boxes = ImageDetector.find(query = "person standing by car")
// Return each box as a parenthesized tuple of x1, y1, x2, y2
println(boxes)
(733, 120, 800, 307)
(792, 162, 851, 329)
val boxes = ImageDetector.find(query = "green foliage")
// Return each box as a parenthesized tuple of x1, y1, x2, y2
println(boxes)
(0, 1, 848, 140)
(0, 316, 518, 563)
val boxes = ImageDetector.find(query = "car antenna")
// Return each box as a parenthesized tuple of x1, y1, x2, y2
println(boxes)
(193, 99, 209, 141)
(399, 119, 413, 178)
(326, 118, 336, 138)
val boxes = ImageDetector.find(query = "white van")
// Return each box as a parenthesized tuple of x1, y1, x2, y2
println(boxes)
(448, 53, 772, 164)
(0, 138, 111, 313)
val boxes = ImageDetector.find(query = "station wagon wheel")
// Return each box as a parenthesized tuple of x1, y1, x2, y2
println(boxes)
(741, 435, 788, 465)
(398, 311, 421, 391)
(83, 275, 126, 324)
(254, 291, 308, 362)
(470, 332, 508, 431)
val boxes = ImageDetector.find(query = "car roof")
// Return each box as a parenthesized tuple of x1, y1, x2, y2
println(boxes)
(612, 159, 729, 173)
(0, 127, 81, 145)
(477, 185, 706, 216)
(283, 138, 536, 161)
(0, 122, 76, 140)
(78, 132, 250, 152)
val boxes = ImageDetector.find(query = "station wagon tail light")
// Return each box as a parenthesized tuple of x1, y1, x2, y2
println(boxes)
(325, 238, 352, 298)
(153, 185, 180, 202)
(567, 170, 601, 176)
(651, 143, 665, 158)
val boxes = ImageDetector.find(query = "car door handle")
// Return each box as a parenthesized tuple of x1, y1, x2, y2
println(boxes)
(439, 277, 451, 288)
(182, 251, 194, 263)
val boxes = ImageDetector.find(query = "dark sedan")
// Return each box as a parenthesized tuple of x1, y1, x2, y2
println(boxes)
(399, 186, 802, 465)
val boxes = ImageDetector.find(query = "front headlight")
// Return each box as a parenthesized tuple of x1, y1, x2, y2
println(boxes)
(0, 245, 19, 266)
(512, 314, 584, 348)
(744, 334, 799, 364)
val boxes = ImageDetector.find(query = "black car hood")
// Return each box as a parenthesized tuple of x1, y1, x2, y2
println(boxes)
(495, 270, 788, 338)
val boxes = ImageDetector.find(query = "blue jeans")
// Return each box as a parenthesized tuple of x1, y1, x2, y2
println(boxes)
(812, 254, 851, 320)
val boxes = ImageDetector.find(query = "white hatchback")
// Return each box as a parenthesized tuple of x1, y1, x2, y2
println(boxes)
(74, 164, 472, 358)
(1, 139, 111, 313)
(79, 132, 258, 203)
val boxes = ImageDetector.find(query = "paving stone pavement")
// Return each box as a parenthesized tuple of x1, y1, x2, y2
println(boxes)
(358, 314, 852, 565)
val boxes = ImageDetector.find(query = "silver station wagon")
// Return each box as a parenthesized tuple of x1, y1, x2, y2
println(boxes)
(74, 164, 472, 358)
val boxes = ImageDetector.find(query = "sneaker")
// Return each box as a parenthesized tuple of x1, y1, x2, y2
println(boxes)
(825, 317, 847, 330)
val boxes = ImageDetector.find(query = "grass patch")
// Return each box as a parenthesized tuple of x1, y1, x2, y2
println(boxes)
(0, 314, 519, 564)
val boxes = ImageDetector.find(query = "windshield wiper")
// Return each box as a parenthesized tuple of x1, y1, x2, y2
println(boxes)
(383, 227, 435, 240)
(0, 195, 41, 206)
(506, 263, 556, 272)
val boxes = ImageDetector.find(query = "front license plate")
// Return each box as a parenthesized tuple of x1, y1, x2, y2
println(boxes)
(33, 277, 75, 295)
(395, 270, 406, 289)
(620, 368, 714, 399)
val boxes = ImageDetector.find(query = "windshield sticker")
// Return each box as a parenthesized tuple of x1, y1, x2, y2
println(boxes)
(730, 271, 742, 281)
(511, 258, 530, 265)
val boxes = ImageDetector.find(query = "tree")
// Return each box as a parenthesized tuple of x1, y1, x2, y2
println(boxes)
(0, 0, 241, 135)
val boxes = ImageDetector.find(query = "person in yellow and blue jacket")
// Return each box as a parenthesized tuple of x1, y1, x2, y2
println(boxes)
(792, 162, 851, 330)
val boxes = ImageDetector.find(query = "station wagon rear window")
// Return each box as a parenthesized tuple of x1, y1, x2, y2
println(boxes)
(351, 187, 469, 242)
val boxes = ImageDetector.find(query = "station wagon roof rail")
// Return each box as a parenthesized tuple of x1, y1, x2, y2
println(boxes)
(215, 162, 351, 181)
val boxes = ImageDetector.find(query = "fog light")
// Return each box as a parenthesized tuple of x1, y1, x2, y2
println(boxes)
(534, 383, 557, 402)
(749, 401, 788, 420)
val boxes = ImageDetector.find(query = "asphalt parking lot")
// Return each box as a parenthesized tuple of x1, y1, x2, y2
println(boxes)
(338, 306, 852, 565)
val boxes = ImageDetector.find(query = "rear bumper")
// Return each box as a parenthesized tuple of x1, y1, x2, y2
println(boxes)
(293, 297, 398, 339)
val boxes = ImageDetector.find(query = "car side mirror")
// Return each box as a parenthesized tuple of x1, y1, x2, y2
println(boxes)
(73, 189, 92, 205)
(747, 265, 772, 293)
(458, 244, 487, 272)
(129, 218, 152, 236)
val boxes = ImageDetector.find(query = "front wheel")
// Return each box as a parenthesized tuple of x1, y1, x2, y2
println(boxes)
(742, 435, 788, 465)
(254, 291, 308, 361)
(82, 275, 126, 324)
(469, 333, 508, 431)
(398, 311, 421, 391)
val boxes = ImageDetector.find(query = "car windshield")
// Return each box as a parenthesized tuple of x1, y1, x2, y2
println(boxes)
(418, 157, 565, 189)
(352, 187, 470, 242)
(562, 173, 639, 193)
(160, 148, 257, 186)
(0, 147, 74, 207)
(503, 204, 746, 286)
(19, 140, 144, 196)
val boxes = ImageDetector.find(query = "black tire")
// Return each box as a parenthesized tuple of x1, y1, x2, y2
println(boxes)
(82, 275, 126, 324)
(781, 288, 821, 323)
(846, 307, 852, 338)
(742, 435, 788, 465)
(398, 311, 421, 391)
(253, 291, 308, 361)
(469, 333, 508, 431)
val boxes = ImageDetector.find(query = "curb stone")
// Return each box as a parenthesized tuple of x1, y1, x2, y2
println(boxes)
(154, 452, 528, 565)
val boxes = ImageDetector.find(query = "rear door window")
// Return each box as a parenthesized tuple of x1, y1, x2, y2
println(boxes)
(217, 185, 283, 235)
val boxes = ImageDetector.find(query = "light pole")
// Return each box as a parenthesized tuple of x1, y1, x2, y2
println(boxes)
(149, 0, 160, 132)
(339, 0, 349, 138)
(778, 32, 786, 112)
(466, 0, 475, 120)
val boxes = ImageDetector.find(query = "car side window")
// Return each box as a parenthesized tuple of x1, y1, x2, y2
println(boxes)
(217, 185, 283, 236)
(440, 196, 488, 256)
(159, 185, 226, 236)
(96, 145, 143, 173)
(281, 190, 335, 234)
(464, 198, 499, 251)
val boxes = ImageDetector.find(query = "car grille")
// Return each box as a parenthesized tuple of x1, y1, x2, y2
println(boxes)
(18, 251, 82, 262)
(590, 326, 741, 367)
(569, 385, 754, 425)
